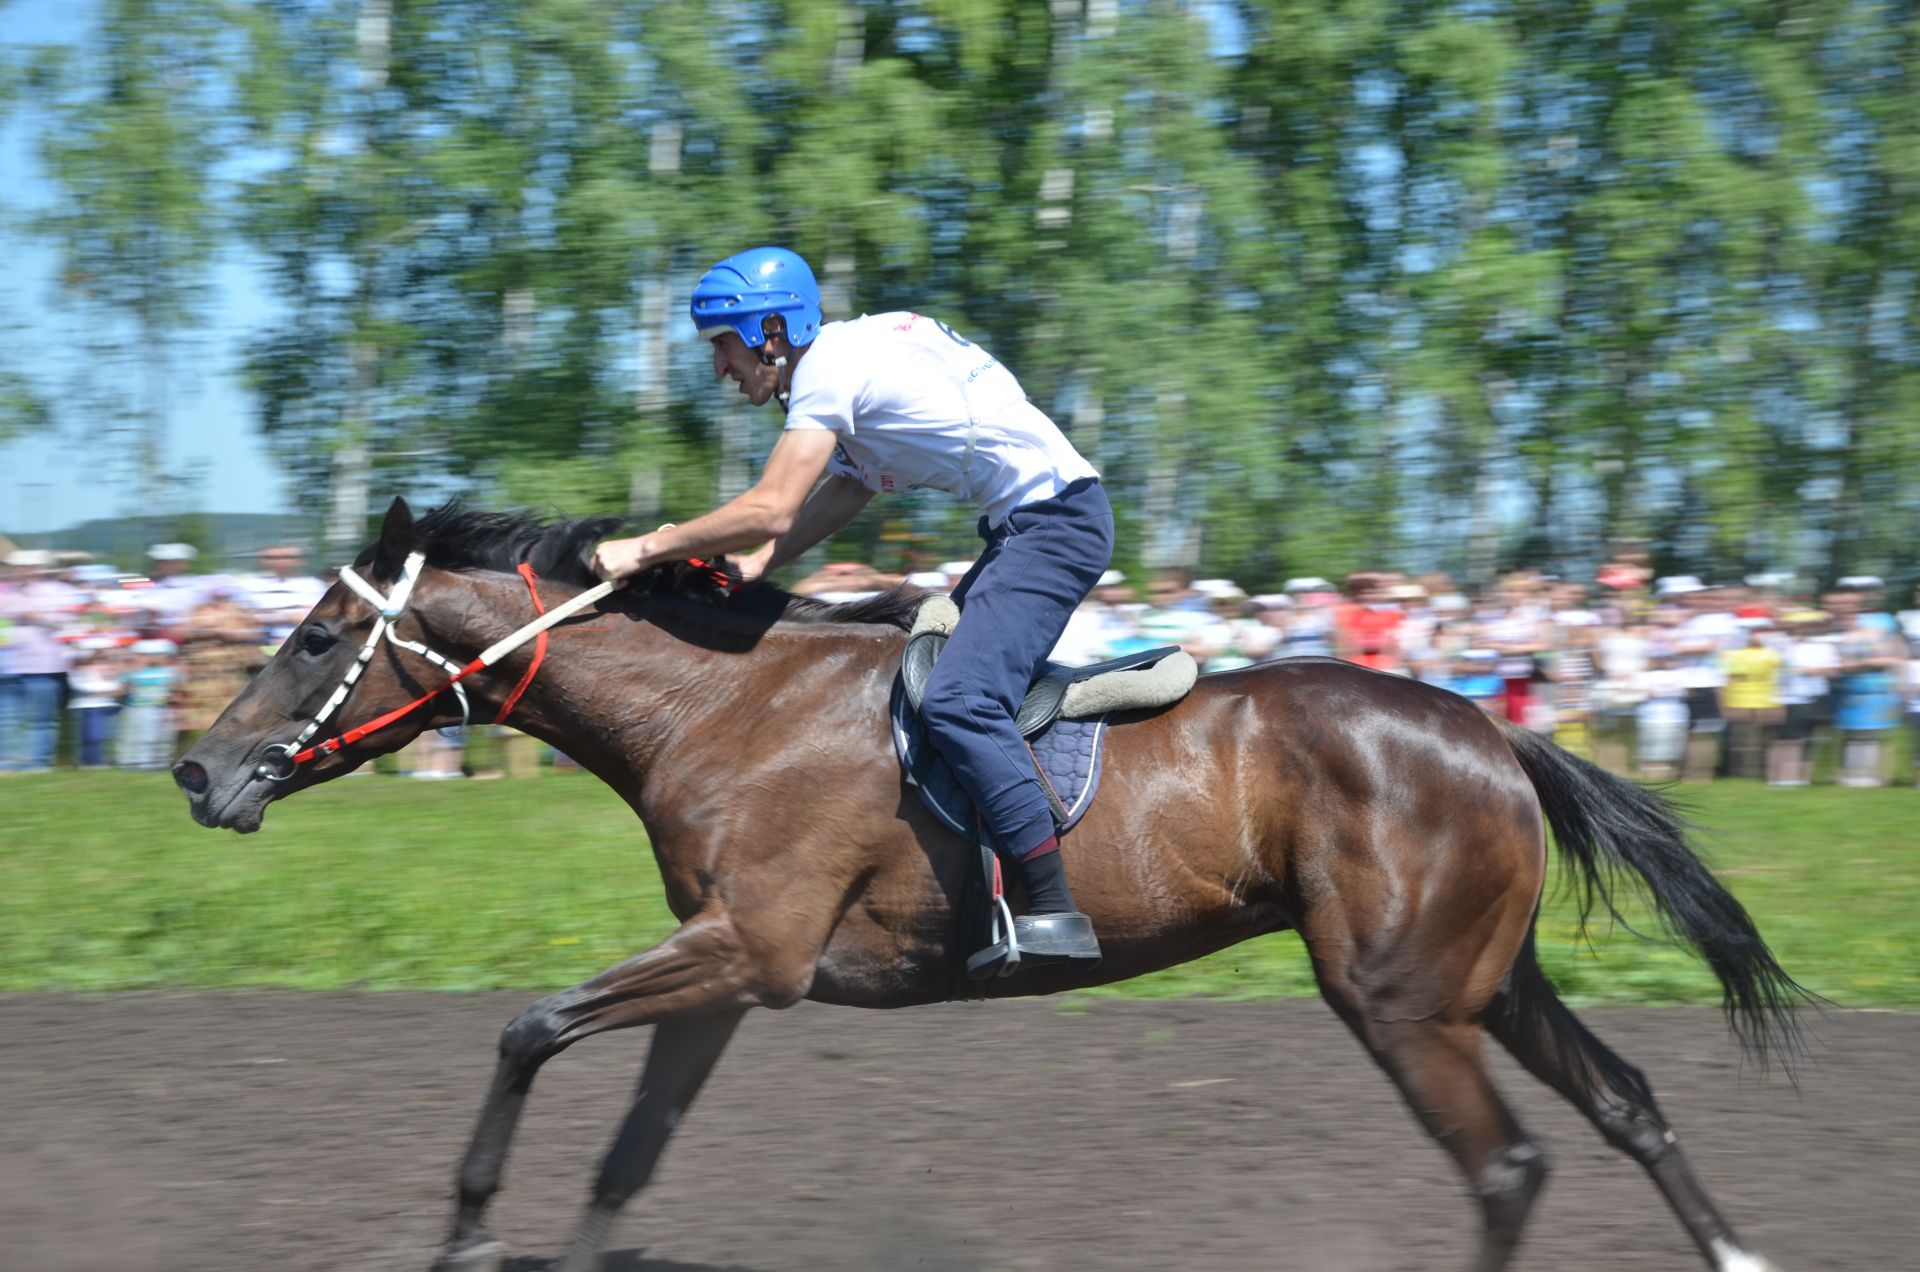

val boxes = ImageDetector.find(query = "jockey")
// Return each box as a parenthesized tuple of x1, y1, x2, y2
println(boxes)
(591, 245, 1111, 965)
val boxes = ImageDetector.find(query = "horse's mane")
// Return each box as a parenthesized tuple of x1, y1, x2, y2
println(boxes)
(404, 502, 922, 630)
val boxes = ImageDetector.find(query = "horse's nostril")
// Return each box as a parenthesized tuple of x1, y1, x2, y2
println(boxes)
(172, 760, 210, 796)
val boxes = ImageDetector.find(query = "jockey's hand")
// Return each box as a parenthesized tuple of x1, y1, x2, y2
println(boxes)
(737, 542, 775, 584)
(590, 536, 652, 582)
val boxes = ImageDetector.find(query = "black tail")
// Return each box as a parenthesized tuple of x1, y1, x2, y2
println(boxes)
(1500, 723, 1811, 1072)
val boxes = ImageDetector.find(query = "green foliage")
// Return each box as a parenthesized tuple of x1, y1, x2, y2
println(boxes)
(8, 1, 1920, 585)
(2, 772, 1912, 1009)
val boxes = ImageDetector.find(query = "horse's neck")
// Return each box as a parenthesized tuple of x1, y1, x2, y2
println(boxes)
(439, 581, 902, 798)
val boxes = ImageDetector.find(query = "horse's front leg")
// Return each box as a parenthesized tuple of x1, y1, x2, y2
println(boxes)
(549, 1009, 745, 1272)
(432, 909, 806, 1272)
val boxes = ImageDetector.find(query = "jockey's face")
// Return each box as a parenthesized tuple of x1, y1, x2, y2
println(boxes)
(709, 320, 791, 408)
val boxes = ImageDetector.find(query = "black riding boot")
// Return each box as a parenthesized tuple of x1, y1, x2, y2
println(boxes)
(1013, 843, 1101, 963)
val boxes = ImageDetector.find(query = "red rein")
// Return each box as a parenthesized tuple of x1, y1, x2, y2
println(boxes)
(292, 563, 554, 765)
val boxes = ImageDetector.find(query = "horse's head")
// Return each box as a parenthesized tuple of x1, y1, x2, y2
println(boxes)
(172, 497, 472, 833)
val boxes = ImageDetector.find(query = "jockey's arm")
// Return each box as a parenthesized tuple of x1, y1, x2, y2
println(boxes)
(591, 428, 840, 581)
(757, 473, 874, 576)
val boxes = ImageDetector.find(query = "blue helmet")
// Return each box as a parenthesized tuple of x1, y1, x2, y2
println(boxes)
(690, 246, 822, 349)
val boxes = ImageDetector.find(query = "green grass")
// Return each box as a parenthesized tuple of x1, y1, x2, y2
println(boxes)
(2, 770, 1914, 1007)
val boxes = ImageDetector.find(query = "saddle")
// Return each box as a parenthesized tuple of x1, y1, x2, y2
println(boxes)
(890, 594, 1198, 991)
(899, 595, 1195, 739)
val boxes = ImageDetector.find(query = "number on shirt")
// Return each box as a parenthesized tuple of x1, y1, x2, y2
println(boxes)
(932, 319, 973, 348)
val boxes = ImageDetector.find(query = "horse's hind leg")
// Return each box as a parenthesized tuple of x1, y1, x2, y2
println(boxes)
(1485, 945, 1777, 1272)
(1326, 1000, 1549, 1272)
(1305, 889, 1547, 1271)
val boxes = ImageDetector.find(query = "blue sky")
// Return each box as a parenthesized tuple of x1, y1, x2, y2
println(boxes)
(1, 0, 288, 534)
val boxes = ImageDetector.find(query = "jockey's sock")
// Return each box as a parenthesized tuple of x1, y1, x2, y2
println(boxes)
(1017, 838, 1077, 914)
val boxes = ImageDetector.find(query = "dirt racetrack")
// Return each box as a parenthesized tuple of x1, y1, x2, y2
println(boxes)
(2, 993, 1914, 1272)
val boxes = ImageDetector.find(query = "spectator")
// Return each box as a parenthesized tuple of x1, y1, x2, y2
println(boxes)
(172, 588, 266, 754)
(0, 550, 80, 773)
(1718, 620, 1783, 781)
(1836, 576, 1899, 634)
(791, 560, 899, 601)
(1591, 618, 1652, 775)
(242, 545, 327, 647)
(132, 542, 207, 631)
(1193, 581, 1272, 672)
(1669, 581, 1736, 781)
(1547, 609, 1600, 759)
(1907, 622, 1920, 788)
(1244, 594, 1295, 665)
(118, 639, 179, 770)
(1771, 610, 1836, 787)
(1634, 648, 1691, 781)
(1274, 579, 1337, 659)
(399, 726, 466, 780)
(1334, 571, 1405, 672)
(1051, 570, 1135, 666)
(66, 640, 125, 769)
(1828, 588, 1904, 786)
(1449, 649, 1505, 713)
(1136, 569, 1215, 660)
(1897, 582, 1920, 649)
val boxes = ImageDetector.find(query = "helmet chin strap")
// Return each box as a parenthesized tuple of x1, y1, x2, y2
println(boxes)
(759, 350, 791, 408)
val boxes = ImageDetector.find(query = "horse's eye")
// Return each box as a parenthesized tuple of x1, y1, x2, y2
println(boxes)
(300, 627, 337, 656)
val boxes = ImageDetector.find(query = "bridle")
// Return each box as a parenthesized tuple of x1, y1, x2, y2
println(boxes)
(254, 551, 618, 783)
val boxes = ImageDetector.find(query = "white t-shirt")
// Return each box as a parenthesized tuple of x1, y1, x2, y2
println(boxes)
(1781, 638, 1839, 705)
(1635, 667, 1691, 726)
(241, 572, 328, 641)
(783, 312, 1097, 526)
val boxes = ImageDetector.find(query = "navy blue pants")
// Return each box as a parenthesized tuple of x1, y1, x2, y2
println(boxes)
(920, 477, 1113, 860)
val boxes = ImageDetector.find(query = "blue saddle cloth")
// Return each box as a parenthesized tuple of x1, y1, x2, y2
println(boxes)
(889, 679, 1107, 839)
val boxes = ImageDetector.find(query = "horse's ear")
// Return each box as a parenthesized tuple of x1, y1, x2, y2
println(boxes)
(373, 496, 415, 575)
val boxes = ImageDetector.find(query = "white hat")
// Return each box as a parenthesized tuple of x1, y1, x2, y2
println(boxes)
(1194, 578, 1247, 600)
(904, 571, 950, 590)
(937, 561, 975, 578)
(148, 542, 199, 562)
(4, 549, 55, 569)
(1097, 569, 1127, 587)
(1655, 574, 1704, 596)
(1836, 575, 1884, 590)
(132, 638, 179, 656)
(1282, 576, 1333, 594)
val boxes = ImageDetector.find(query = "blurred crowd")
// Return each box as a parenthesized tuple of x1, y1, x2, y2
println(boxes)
(5, 543, 1918, 788)
(805, 550, 1920, 789)
(0, 542, 326, 773)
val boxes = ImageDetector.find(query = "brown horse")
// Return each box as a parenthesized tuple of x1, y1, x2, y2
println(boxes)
(173, 500, 1804, 1272)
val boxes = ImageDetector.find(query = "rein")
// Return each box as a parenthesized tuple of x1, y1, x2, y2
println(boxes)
(253, 552, 619, 782)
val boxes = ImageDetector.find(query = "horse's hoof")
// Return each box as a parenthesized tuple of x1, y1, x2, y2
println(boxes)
(430, 1238, 505, 1272)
